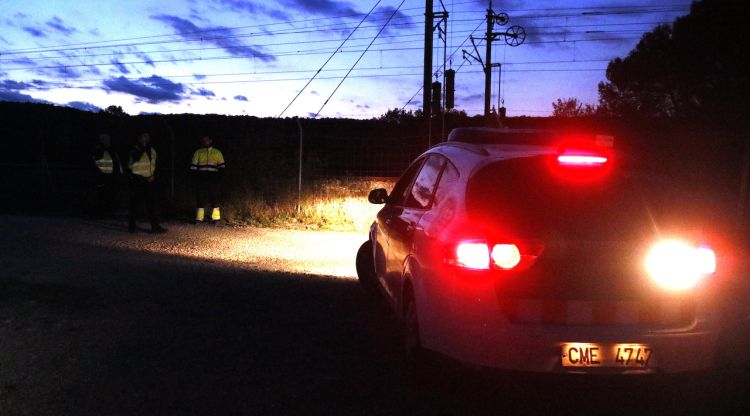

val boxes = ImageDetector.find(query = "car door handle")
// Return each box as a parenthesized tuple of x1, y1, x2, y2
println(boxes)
(406, 225, 415, 232)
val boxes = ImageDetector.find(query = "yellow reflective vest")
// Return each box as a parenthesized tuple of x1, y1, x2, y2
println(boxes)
(190, 147, 225, 173)
(129, 146, 157, 178)
(95, 150, 114, 174)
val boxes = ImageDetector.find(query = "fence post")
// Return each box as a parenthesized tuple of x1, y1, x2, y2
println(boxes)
(163, 121, 176, 201)
(296, 117, 303, 214)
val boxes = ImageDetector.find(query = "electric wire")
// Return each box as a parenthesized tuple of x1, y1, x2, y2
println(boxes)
(278, 0, 383, 117)
(313, 0, 405, 118)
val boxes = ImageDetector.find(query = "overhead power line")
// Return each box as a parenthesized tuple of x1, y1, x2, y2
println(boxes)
(278, 0, 383, 117)
(0, 5, 689, 59)
(313, 0, 406, 118)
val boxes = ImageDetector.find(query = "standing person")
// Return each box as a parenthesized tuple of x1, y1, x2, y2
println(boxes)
(92, 133, 122, 218)
(190, 134, 225, 223)
(127, 132, 167, 233)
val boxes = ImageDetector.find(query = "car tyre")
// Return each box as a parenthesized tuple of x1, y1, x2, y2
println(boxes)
(356, 241, 380, 298)
(403, 286, 431, 377)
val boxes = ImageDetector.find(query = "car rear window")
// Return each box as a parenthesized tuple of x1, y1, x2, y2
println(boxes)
(465, 156, 714, 240)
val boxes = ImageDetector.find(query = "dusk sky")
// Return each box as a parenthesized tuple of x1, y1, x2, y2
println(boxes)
(0, 0, 692, 118)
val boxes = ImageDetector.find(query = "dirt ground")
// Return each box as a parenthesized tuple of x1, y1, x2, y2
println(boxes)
(1, 214, 750, 415)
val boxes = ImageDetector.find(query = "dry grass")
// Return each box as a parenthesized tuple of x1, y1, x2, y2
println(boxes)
(223, 178, 395, 233)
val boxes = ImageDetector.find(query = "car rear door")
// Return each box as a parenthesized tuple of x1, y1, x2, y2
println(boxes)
(375, 158, 426, 302)
(383, 155, 446, 306)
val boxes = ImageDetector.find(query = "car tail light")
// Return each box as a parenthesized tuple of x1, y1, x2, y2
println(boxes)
(491, 244, 521, 269)
(644, 239, 716, 291)
(446, 240, 543, 271)
(454, 241, 491, 270)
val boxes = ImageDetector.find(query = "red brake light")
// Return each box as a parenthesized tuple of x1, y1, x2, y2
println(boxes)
(446, 240, 543, 271)
(453, 241, 491, 270)
(557, 154, 608, 166)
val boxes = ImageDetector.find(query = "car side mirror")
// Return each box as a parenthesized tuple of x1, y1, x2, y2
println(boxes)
(368, 188, 389, 204)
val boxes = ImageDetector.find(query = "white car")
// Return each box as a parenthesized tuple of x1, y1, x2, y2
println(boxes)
(357, 127, 750, 374)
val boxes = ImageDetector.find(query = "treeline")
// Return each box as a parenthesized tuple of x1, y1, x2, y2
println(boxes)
(0, 101, 745, 217)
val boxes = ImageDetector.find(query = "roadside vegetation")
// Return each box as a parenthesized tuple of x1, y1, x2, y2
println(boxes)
(222, 178, 394, 232)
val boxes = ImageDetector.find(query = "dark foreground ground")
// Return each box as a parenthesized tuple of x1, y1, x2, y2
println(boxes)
(1, 215, 749, 415)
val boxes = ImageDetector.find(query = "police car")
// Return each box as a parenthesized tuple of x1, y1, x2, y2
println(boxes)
(356, 127, 750, 374)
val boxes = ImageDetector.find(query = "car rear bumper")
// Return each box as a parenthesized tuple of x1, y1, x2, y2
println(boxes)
(423, 317, 731, 374)
(417, 285, 750, 374)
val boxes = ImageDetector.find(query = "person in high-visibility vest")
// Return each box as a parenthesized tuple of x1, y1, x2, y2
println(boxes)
(190, 135, 226, 223)
(127, 132, 167, 233)
(91, 133, 122, 217)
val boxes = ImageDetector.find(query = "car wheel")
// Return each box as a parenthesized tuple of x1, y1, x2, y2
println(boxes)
(403, 286, 430, 373)
(356, 241, 380, 298)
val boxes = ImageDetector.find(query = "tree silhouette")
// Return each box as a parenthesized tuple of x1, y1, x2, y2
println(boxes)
(101, 105, 128, 117)
(552, 98, 597, 117)
(597, 0, 750, 123)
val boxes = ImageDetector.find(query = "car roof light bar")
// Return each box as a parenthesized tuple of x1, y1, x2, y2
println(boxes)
(557, 154, 608, 166)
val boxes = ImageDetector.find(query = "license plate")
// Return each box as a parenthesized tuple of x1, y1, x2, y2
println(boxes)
(561, 343, 654, 368)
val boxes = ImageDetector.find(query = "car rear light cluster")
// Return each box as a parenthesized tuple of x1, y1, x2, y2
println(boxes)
(644, 239, 716, 291)
(446, 240, 543, 271)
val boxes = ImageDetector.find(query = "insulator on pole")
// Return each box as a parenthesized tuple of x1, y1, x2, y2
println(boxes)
(445, 69, 455, 109)
(431, 81, 442, 116)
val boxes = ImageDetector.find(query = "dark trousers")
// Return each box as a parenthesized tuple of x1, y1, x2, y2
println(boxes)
(95, 173, 118, 217)
(128, 176, 160, 229)
(195, 174, 221, 208)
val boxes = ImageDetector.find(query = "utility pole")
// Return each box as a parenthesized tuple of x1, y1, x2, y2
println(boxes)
(463, 1, 525, 118)
(423, 0, 433, 117)
(423, 0, 449, 146)
(484, 4, 493, 118)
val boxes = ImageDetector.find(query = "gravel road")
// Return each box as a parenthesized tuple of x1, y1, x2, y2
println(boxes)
(1, 214, 750, 415)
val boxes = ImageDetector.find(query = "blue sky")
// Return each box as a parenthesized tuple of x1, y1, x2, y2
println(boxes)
(0, 0, 692, 117)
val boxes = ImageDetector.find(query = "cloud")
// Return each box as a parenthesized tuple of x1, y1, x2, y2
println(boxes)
(151, 14, 277, 62)
(233, 95, 248, 101)
(46, 16, 76, 36)
(369, 6, 414, 32)
(213, 0, 289, 20)
(280, 0, 359, 17)
(87, 66, 102, 76)
(0, 79, 46, 103)
(46, 65, 83, 79)
(195, 87, 215, 97)
(23, 26, 47, 38)
(66, 101, 101, 112)
(111, 59, 130, 74)
(0, 90, 41, 103)
(31, 79, 53, 89)
(0, 79, 56, 93)
(10, 57, 36, 66)
(1, 79, 35, 91)
(134, 52, 155, 67)
(460, 93, 483, 102)
(103, 75, 187, 104)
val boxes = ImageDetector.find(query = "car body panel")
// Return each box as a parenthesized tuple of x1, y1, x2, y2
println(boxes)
(363, 128, 750, 374)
